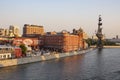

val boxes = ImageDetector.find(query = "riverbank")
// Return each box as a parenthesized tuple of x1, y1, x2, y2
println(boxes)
(0, 48, 94, 68)
(90, 45, 120, 48)
(104, 46, 120, 48)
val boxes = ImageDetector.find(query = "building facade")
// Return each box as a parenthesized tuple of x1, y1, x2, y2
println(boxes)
(0, 46, 14, 59)
(9, 25, 20, 37)
(23, 24, 44, 37)
(0, 45, 23, 59)
(0, 28, 9, 37)
(43, 28, 86, 52)
(0, 26, 20, 37)
(0, 28, 5, 37)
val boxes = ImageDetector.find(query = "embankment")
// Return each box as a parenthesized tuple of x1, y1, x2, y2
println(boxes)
(0, 48, 93, 68)
(90, 46, 120, 48)
(103, 46, 120, 48)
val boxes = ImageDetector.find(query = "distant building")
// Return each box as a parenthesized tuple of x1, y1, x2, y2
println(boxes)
(0, 25, 20, 37)
(83, 32, 88, 39)
(43, 28, 87, 52)
(9, 25, 20, 37)
(0, 28, 9, 37)
(106, 35, 120, 44)
(107, 39, 120, 43)
(23, 24, 44, 37)
(0, 28, 5, 37)
(5, 29, 9, 36)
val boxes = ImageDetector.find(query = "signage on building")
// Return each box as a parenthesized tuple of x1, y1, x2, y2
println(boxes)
(13, 38, 38, 46)
(23, 39, 33, 45)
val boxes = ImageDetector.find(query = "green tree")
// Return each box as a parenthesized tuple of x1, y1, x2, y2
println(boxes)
(85, 38, 91, 47)
(19, 44, 27, 56)
(103, 40, 116, 46)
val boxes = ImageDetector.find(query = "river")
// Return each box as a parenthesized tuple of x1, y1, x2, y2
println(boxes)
(0, 48, 120, 80)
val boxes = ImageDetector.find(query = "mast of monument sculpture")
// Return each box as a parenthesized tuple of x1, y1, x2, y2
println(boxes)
(96, 15, 103, 48)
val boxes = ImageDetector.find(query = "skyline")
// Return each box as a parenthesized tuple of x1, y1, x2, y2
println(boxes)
(0, 0, 120, 38)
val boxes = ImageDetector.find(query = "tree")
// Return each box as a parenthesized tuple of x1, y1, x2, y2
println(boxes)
(19, 44, 27, 56)
(103, 40, 116, 46)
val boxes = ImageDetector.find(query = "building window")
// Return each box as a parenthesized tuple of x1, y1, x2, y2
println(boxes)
(3, 55, 6, 58)
(0, 55, 2, 59)
(7, 55, 10, 58)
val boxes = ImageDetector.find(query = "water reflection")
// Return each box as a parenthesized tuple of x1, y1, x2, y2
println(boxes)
(0, 65, 28, 80)
(60, 55, 85, 79)
(96, 49, 105, 79)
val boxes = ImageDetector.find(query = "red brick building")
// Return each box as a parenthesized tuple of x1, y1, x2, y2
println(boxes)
(23, 24, 44, 37)
(43, 28, 86, 52)
(14, 47, 22, 58)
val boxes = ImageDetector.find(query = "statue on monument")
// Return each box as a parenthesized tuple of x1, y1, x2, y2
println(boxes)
(96, 15, 103, 48)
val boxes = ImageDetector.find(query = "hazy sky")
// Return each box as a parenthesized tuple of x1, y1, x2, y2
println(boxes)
(0, 0, 120, 38)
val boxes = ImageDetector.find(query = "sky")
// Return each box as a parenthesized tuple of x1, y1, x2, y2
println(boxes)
(0, 0, 120, 38)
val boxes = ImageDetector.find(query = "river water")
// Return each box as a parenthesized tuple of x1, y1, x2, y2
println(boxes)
(0, 48, 120, 80)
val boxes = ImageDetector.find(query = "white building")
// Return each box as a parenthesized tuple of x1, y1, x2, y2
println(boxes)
(0, 46, 14, 59)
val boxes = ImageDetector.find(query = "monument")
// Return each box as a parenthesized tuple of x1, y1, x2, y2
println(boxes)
(96, 15, 103, 48)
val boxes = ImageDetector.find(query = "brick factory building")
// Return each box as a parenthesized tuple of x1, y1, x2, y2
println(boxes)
(43, 28, 87, 52)
(21, 25, 88, 52)
(23, 24, 44, 37)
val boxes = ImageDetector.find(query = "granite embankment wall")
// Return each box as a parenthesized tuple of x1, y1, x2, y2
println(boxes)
(103, 46, 120, 48)
(0, 48, 93, 68)
(90, 46, 120, 48)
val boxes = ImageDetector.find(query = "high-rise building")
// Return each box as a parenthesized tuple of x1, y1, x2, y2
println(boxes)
(0, 28, 5, 37)
(5, 29, 9, 36)
(0, 28, 9, 37)
(9, 25, 20, 37)
(23, 24, 44, 37)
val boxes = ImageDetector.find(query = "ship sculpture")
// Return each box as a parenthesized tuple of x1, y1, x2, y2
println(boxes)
(96, 15, 103, 48)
